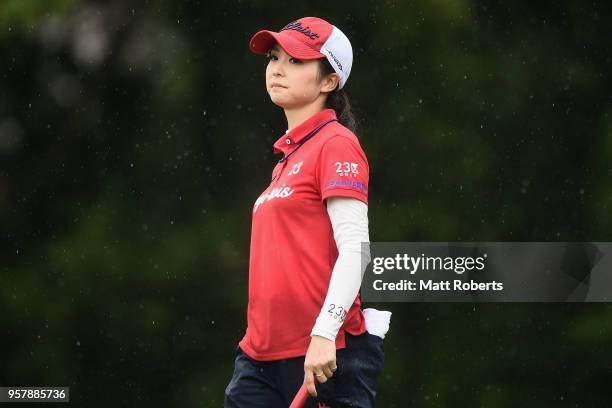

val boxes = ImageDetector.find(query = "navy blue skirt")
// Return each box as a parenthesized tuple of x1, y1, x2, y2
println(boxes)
(224, 331, 385, 408)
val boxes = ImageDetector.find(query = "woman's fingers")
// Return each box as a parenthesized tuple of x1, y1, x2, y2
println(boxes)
(315, 371, 328, 383)
(312, 362, 336, 382)
(304, 363, 336, 396)
(304, 369, 318, 397)
(321, 365, 334, 379)
(303, 336, 339, 396)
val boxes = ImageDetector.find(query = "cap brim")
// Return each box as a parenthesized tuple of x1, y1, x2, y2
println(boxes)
(249, 30, 325, 59)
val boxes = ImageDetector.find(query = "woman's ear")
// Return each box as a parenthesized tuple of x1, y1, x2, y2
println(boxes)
(320, 73, 340, 93)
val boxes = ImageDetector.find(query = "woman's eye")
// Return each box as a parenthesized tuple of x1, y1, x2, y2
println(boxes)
(265, 53, 300, 64)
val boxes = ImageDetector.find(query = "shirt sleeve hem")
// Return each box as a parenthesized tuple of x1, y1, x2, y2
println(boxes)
(322, 189, 368, 205)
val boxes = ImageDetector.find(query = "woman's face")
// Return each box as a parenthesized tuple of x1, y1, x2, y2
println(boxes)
(265, 43, 334, 109)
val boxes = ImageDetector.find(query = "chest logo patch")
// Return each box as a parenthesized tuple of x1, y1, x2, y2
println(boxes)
(287, 161, 303, 176)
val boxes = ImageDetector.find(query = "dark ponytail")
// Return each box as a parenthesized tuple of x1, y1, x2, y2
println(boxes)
(318, 59, 357, 133)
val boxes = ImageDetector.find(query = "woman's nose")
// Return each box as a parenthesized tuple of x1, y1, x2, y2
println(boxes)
(272, 63, 284, 76)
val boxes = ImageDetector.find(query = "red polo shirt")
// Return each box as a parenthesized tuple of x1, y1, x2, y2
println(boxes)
(238, 109, 369, 361)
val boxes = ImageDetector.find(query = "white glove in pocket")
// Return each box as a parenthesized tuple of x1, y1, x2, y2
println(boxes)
(363, 308, 392, 339)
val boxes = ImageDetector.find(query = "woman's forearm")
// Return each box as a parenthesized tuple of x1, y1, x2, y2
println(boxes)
(311, 196, 371, 340)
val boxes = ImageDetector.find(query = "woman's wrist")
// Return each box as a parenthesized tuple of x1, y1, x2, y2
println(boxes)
(310, 326, 337, 342)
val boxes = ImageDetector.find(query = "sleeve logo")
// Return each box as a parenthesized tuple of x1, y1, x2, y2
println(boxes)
(324, 179, 368, 192)
(335, 161, 359, 178)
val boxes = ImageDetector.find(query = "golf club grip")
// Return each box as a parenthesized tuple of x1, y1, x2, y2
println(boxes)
(289, 383, 309, 408)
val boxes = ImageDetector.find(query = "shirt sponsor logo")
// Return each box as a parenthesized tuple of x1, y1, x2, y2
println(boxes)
(253, 184, 295, 212)
(325, 179, 368, 191)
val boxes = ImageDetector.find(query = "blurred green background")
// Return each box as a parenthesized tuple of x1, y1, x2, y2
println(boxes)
(1, 0, 611, 406)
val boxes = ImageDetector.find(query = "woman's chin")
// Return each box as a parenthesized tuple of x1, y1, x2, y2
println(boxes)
(268, 95, 289, 108)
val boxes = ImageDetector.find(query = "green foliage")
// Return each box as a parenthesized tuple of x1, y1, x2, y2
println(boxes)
(0, 0, 77, 32)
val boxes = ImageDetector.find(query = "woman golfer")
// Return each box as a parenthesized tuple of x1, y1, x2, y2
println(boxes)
(224, 16, 387, 407)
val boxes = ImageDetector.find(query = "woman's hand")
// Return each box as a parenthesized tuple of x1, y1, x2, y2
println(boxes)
(303, 335, 338, 397)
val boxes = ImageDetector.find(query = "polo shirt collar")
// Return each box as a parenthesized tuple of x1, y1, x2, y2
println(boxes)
(273, 108, 337, 155)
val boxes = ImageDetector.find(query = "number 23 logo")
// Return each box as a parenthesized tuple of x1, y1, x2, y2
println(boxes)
(327, 304, 347, 322)
(287, 161, 303, 176)
(335, 161, 359, 177)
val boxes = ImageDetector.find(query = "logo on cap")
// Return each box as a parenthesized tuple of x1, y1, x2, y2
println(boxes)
(280, 21, 320, 40)
(325, 49, 343, 72)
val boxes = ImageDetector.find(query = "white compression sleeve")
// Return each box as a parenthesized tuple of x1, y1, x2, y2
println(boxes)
(310, 196, 371, 341)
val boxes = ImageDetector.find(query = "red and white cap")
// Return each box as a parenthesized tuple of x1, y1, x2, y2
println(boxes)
(249, 17, 353, 90)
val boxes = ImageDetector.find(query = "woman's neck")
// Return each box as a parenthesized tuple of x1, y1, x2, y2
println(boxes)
(284, 100, 326, 133)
